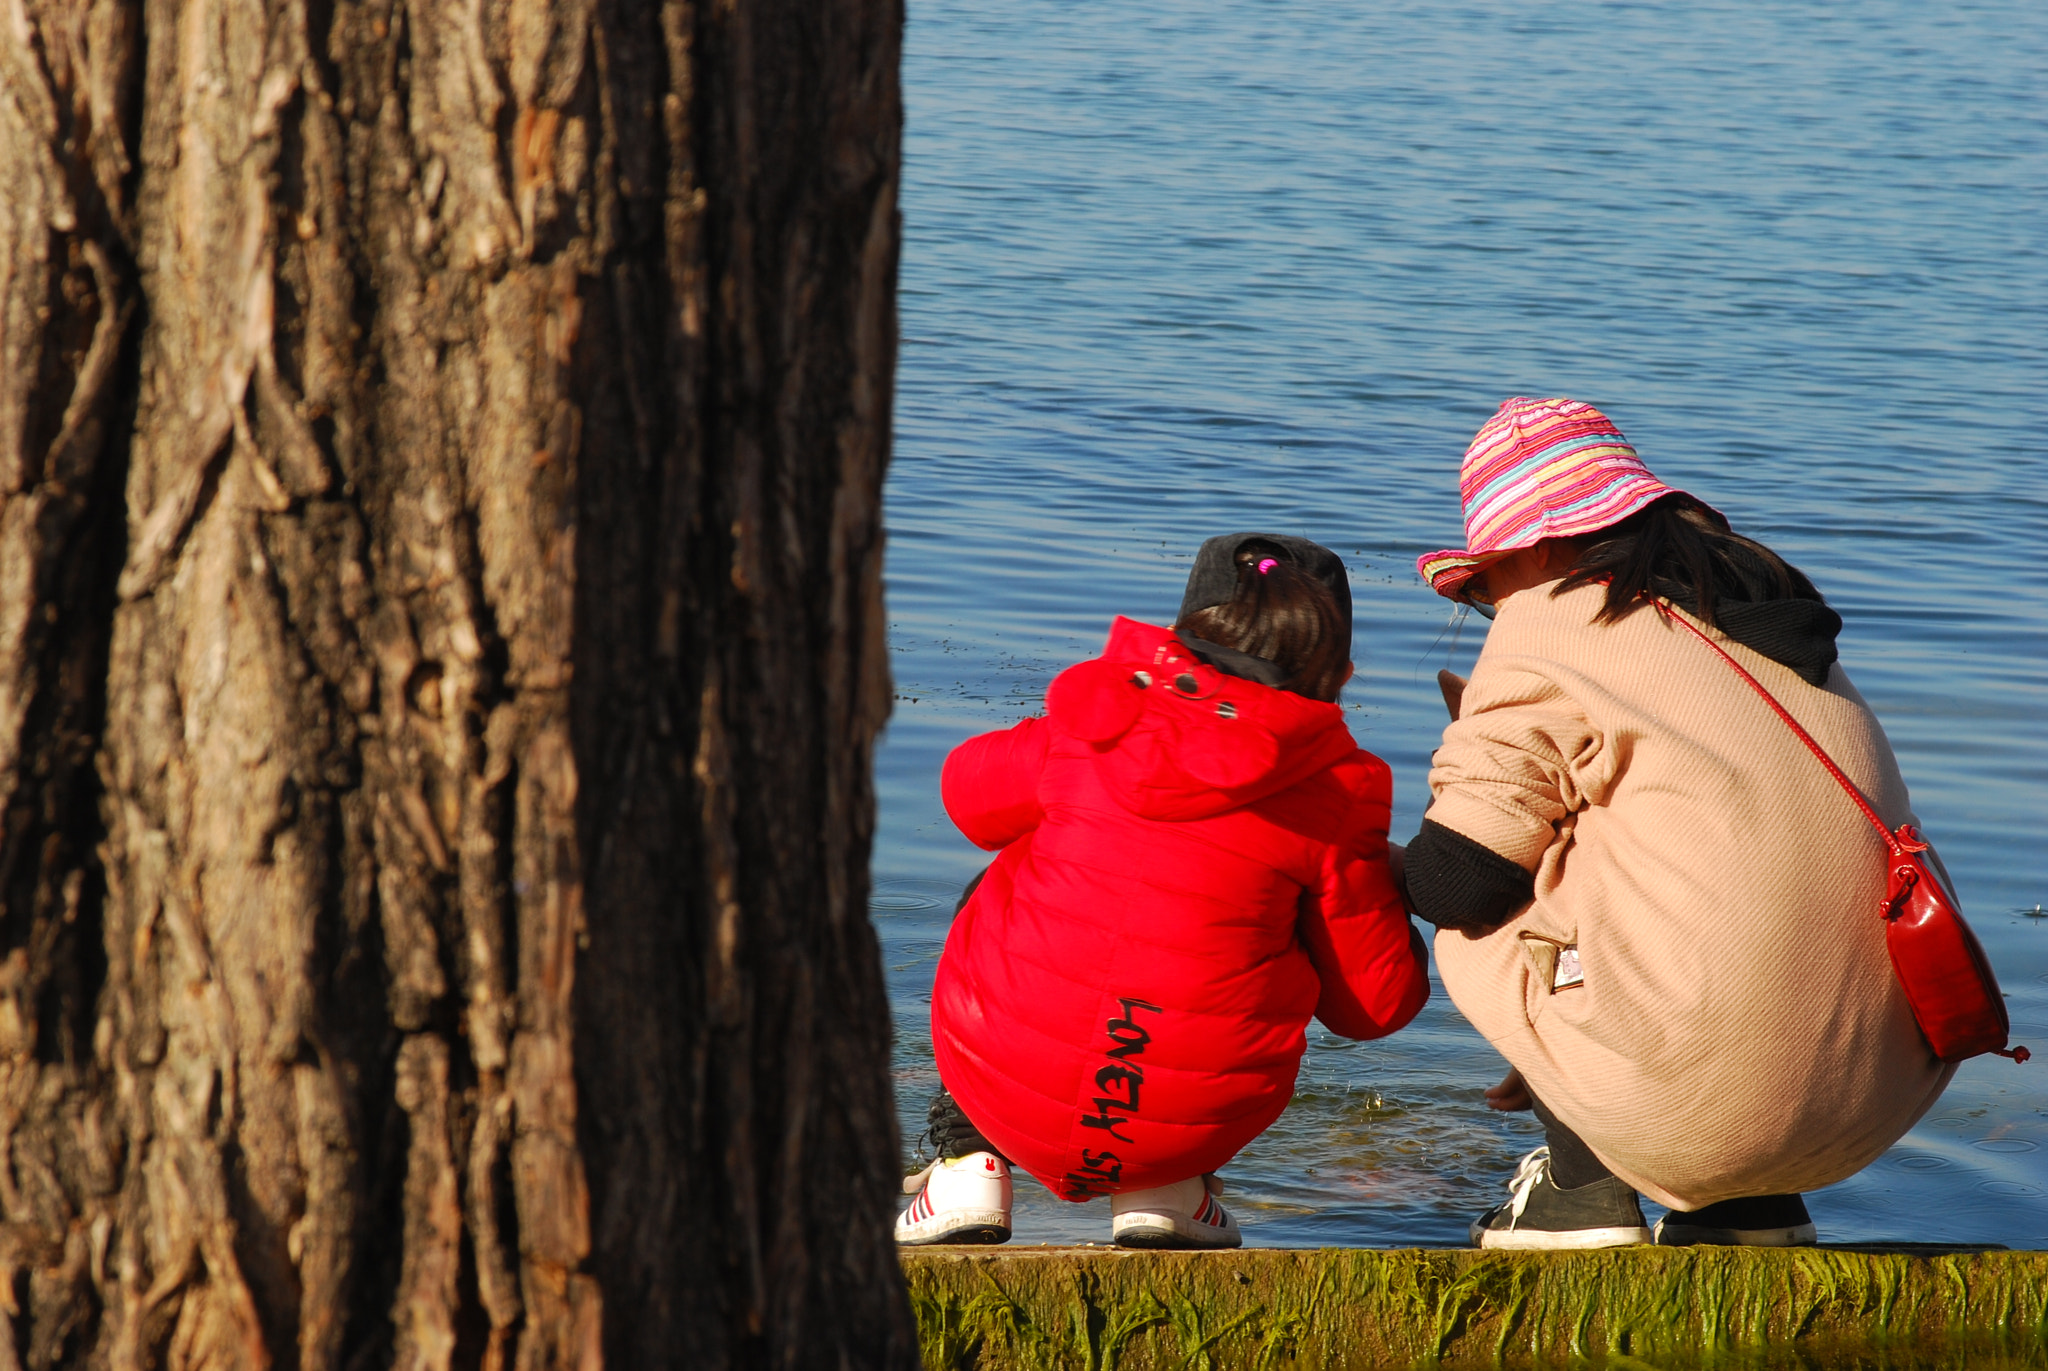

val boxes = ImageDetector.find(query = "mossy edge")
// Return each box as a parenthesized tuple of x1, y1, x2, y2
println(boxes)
(902, 1246, 2048, 1370)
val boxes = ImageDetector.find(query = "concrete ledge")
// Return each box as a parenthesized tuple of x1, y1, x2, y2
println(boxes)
(902, 1245, 2048, 1369)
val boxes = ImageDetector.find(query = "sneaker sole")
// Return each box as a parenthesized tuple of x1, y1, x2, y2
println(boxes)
(1655, 1220, 1816, 1247)
(1473, 1224, 1652, 1251)
(896, 1209, 1012, 1246)
(1112, 1219, 1241, 1251)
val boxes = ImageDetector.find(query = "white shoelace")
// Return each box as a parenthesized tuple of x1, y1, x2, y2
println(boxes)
(1501, 1146, 1554, 1228)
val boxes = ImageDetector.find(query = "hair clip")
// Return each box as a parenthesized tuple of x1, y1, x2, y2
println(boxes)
(1256, 558, 1278, 575)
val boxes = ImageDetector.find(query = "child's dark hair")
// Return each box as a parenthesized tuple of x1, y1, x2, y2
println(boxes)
(1175, 540, 1351, 702)
(1554, 493, 1824, 630)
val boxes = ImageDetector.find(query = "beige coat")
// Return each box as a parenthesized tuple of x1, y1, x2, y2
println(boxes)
(1427, 580, 1953, 1210)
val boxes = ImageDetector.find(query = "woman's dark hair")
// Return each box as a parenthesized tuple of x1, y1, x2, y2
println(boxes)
(1176, 540, 1350, 702)
(1554, 493, 1824, 629)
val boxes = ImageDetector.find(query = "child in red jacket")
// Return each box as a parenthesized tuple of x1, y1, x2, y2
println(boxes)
(897, 533, 1430, 1249)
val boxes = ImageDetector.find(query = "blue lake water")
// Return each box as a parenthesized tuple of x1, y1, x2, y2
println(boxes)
(877, 0, 2048, 1248)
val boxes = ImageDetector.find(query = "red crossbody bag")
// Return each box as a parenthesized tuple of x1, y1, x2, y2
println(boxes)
(1659, 603, 2028, 1065)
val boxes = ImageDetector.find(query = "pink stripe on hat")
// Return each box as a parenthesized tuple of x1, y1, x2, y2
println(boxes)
(1417, 397, 1697, 600)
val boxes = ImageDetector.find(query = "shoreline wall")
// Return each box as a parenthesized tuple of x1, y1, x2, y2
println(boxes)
(903, 1246, 2048, 1370)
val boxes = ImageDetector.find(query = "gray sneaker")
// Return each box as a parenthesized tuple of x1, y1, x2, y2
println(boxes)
(1471, 1147, 1652, 1250)
(1655, 1193, 1816, 1247)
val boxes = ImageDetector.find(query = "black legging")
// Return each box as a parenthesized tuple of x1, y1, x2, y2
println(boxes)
(1532, 1090, 1804, 1223)
(922, 1088, 1006, 1162)
(1531, 1092, 1614, 1189)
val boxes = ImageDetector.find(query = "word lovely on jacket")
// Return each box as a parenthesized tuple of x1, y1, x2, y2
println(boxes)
(1060, 997, 1161, 1200)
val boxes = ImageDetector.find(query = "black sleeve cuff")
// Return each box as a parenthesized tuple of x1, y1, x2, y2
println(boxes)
(1404, 818, 1535, 934)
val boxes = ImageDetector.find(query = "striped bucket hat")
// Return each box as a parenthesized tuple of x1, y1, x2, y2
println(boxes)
(1417, 397, 1691, 600)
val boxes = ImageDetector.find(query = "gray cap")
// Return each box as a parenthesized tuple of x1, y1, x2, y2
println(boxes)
(1177, 533, 1352, 643)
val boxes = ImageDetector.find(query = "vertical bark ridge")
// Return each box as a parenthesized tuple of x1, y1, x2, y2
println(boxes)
(570, 0, 912, 1366)
(0, 3, 142, 1367)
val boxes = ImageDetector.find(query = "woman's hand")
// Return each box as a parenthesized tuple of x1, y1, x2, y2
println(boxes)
(1437, 669, 1467, 720)
(1484, 1067, 1533, 1112)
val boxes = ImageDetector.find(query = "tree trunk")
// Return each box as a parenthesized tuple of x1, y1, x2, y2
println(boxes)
(0, 1, 911, 1368)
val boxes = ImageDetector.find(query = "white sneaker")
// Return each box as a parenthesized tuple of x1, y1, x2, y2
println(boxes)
(1111, 1174, 1242, 1249)
(896, 1153, 1012, 1245)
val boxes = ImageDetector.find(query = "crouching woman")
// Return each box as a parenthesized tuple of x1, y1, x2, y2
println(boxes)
(1405, 397, 1955, 1249)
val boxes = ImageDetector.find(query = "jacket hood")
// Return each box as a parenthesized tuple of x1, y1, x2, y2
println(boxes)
(1044, 618, 1358, 821)
(1657, 541, 1841, 686)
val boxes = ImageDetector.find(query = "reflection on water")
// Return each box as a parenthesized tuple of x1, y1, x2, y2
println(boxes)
(877, 0, 2048, 1248)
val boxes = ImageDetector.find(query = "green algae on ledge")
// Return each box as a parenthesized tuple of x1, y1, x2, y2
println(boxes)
(901, 1246, 2048, 1370)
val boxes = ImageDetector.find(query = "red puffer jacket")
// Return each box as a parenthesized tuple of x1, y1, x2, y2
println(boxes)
(933, 618, 1429, 1201)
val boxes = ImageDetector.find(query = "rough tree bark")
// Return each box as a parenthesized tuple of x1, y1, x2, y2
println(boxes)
(0, 1, 911, 1368)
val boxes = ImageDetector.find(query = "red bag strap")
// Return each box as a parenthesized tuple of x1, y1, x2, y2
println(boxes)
(1650, 600, 1910, 859)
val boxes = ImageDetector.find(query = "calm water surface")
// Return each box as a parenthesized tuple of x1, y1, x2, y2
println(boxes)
(877, 0, 2048, 1248)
